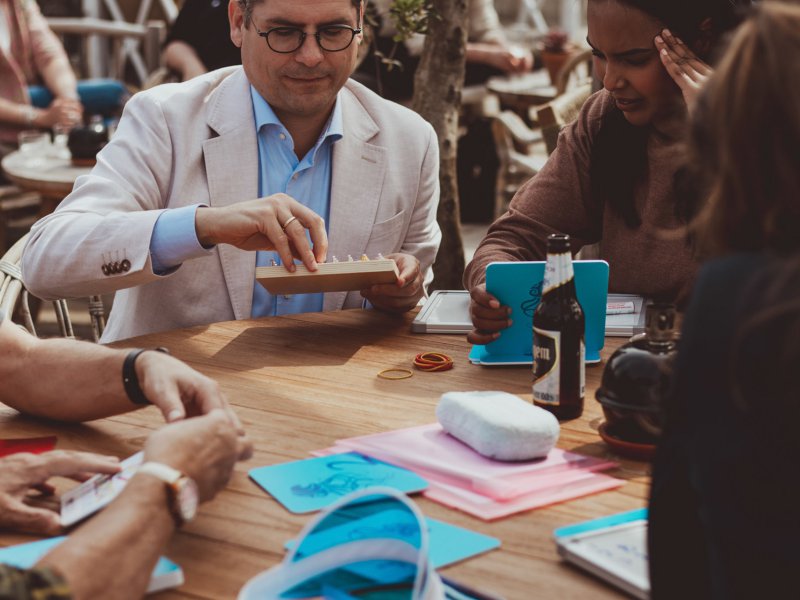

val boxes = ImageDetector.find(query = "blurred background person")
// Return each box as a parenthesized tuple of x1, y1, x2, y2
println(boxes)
(0, 0, 83, 161)
(162, 0, 241, 81)
(649, 2, 800, 597)
(355, 0, 533, 102)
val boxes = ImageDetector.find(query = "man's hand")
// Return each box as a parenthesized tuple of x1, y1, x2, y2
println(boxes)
(467, 283, 512, 345)
(194, 194, 328, 272)
(655, 28, 712, 113)
(0, 451, 121, 535)
(470, 43, 533, 74)
(361, 253, 424, 313)
(134, 350, 243, 431)
(143, 410, 252, 503)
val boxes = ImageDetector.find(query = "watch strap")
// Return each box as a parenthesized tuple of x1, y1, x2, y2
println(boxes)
(122, 347, 170, 405)
(138, 461, 182, 484)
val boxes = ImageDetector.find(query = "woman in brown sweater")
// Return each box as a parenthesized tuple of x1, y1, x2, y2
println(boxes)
(464, 0, 750, 345)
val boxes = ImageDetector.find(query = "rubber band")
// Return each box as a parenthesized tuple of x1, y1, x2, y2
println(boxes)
(377, 368, 413, 380)
(413, 352, 454, 372)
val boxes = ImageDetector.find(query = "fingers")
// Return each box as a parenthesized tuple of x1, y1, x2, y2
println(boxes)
(270, 197, 328, 272)
(361, 254, 423, 312)
(654, 29, 711, 89)
(35, 451, 121, 480)
(468, 284, 511, 344)
(0, 498, 61, 535)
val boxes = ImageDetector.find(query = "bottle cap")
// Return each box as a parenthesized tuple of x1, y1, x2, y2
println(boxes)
(545, 233, 571, 253)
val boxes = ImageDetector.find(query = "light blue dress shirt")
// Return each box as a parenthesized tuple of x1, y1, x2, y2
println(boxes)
(148, 85, 343, 317)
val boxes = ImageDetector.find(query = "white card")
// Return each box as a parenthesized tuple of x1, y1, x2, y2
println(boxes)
(60, 451, 144, 527)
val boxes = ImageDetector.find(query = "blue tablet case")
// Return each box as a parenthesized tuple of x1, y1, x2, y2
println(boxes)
(469, 260, 609, 365)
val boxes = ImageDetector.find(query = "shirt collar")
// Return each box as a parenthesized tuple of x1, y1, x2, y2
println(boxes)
(250, 85, 344, 147)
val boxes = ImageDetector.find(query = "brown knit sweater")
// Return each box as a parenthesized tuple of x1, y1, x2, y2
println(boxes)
(464, 90, 698, 304)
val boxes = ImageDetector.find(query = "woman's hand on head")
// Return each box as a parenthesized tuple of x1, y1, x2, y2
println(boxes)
(655, 28, 712, 113)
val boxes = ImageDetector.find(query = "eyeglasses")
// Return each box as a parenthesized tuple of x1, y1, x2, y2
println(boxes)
(250, 17, 362, 53)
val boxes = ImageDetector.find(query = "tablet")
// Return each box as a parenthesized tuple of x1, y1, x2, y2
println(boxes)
(411, 290, 472, 334)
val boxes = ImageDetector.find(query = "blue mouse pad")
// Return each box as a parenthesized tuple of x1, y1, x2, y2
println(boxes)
(469, 260, 609, 365)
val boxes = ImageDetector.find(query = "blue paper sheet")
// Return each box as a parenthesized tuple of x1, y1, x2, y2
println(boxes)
(249, 452, 429, 514)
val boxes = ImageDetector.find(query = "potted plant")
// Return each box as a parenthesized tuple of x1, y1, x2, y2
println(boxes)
(539, 28, 578, 85)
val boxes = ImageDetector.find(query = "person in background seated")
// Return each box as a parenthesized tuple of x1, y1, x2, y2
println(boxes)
(162, 0, 241, 81)
(464, 0, 751, 346)
(355, 0, 533, 102)
(0, 0, 83, 158)
(22, 0, 441, 343)
(649, 4, 800, 597)
(0, 310, 252, 598)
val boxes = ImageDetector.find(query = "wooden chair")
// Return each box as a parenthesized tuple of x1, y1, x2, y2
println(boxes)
(555, 48, 593, 95)
(490, 110, 549, 219)
(536, 82, 592, 155)
(0, 185, 40, 254)
(0, 232, 107, 341)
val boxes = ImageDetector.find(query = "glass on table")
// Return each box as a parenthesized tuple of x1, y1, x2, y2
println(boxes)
(17, 130, 51, 166)
(50, 123, 73, 160)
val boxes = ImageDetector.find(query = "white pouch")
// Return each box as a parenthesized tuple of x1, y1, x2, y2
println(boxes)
(238, 487, 444, 599)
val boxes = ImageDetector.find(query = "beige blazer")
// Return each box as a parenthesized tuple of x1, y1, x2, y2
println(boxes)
(23, 67, 441, 342)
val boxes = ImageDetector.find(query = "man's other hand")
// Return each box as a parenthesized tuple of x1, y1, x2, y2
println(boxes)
(361, 253, 424, 313)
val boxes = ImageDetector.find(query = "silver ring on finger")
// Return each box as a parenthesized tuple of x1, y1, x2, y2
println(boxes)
(280, 215, 298, 232)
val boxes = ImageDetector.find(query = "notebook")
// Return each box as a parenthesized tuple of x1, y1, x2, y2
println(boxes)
(469, 260, 609, 365)
(554, 508, 649, 599)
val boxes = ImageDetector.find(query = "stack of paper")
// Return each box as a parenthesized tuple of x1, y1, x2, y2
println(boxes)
(315, 424, 623, 520)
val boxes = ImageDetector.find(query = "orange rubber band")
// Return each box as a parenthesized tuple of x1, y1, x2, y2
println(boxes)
(377, 368, 413, 380)
(413, 352, 454, 372)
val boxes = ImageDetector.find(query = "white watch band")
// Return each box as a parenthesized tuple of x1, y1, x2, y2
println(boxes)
(138, 461, 182, 484)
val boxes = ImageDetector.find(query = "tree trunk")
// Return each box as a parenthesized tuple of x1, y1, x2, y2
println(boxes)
(412, 0, 468, 291)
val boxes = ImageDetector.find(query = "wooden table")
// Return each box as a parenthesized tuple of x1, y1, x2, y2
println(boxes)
(0, 310, 648, 599)
(1, 150, 90, 204)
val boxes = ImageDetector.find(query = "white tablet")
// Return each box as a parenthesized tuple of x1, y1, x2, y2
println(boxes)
(411, 290, 472, 334)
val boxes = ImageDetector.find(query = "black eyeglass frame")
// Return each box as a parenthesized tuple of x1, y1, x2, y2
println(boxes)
(249, 17, 362, 54)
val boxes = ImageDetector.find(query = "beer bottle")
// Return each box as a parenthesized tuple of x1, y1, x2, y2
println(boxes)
(532, 233, 585, 420)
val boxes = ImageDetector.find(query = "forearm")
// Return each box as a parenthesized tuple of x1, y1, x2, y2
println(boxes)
(0, 332, 134, 421)
(39, 57, 79, 100)
(38, 476, 175, 600)
(0, 98, 40, 128)
(163, 41, 207, 80)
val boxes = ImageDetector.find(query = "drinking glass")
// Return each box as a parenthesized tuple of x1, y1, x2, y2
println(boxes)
(17, 130, 50, 166)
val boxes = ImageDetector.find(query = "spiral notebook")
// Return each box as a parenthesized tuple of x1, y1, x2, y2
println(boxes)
(469, 260, 609, 365)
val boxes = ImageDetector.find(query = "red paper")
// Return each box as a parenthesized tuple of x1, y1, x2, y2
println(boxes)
(0, 436, 57, 458)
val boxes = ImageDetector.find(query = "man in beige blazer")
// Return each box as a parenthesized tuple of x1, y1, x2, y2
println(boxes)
(22, 0, 440, 342)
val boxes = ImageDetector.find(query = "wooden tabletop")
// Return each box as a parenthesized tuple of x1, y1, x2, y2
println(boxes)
(1, 150, 89, 201)
(0, 309, 648, 599)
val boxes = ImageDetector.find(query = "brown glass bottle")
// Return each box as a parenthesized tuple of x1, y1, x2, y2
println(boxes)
(532, 234, 585, 420)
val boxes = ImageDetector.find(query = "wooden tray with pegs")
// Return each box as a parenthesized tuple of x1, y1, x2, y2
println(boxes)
(255, 258, 399, 295)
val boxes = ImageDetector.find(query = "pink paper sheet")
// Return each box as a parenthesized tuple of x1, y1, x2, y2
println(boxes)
(329, 423, 617, 500)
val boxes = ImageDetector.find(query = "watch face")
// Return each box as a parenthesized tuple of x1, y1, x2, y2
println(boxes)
(175, 477, 199, 523)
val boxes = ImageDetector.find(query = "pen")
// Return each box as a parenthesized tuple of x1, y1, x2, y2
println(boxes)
(441, 575, 506, 600)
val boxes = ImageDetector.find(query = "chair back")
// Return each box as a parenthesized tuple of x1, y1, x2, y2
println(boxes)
(537, 83, 592, 155)
(490, 111, 548, 218)
(555, 48, 593, 95)
(0, 234, 48, 336)
(1, 233, 107, 341)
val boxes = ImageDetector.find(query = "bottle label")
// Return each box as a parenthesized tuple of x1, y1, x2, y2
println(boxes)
(533, 327, 560, 405)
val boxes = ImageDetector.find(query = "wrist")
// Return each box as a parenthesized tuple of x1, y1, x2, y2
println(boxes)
(123, 348, 170, 406)
(23, 105, 40, 127)
(194, 206, 217, 247)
